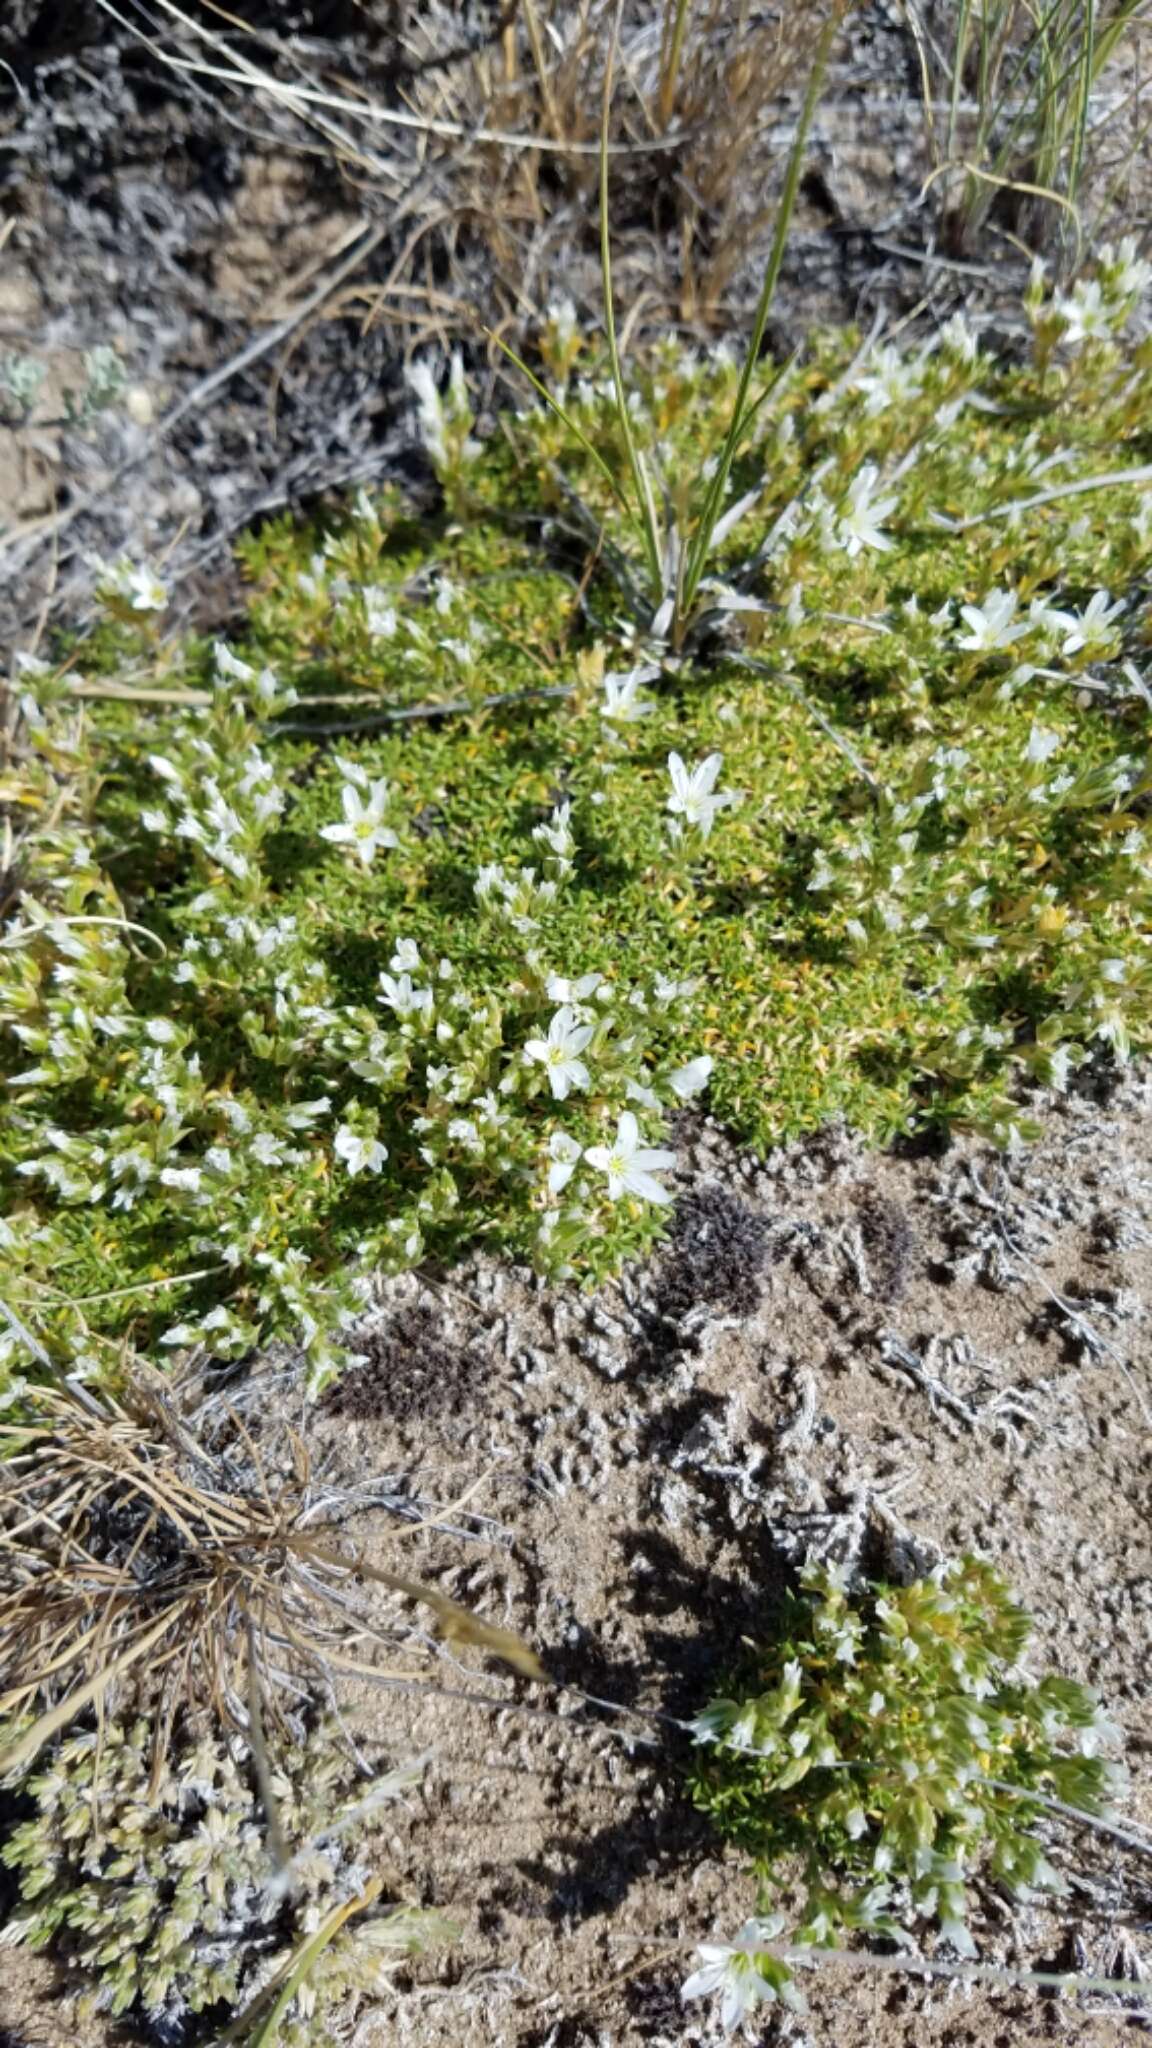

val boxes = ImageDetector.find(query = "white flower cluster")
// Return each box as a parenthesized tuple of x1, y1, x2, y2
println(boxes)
(2, 659, 716, 1385)
(405, 352, 482, 481)
(1048, 237, 1152, 349)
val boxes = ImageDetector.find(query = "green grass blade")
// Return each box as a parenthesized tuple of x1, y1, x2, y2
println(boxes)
(600, 0, 665, 601)
(1066, 0, 1095, 209)
(680, 6, 840, 617)
(485, 328, 633, 517)
(658, 0, 695, 126)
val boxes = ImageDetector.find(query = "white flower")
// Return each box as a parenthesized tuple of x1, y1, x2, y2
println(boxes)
(378, 970, 434, 1021)
(584, 1110, 675, 1204)
(836, 465, 898, 557)
(362, 586, 398, 639)
(601, 666, 658, 722)
(853, 344, 923, 415)
(524, 1005, 595, 1100)
(160, 1165, 203, 1193)
(1054, 278, 1116, 346)
(91, 554, 168, 611)
(406, 358, 447, 464)
(653, 973, 697, 1004)
(214, 641, 255, 686)
(956, 589, 1029, 653)
(405, 353, 479, 469)
(532, 803, 575, 868)
(333, 1126, 388, 1176)
(666, 752, 738, 839)
(1100, 235, 1152, 304)
(1024, 725, 1061, 765)
(320, 780, 398, 867)
(545, 970, 602, 1004)
(1027, 594, 1074, 639)
(546, 1130, 582, 1194)
(939, 312, 979, 363)
(681, 1919, 801, 2033)
(250, 1133, 287, 1167)
(1059, 589, 1124, 656)
(667, 1055, 713, 1101)
(284, 1096, 331, 1128)
(390, 938, 421, 972)
(546, 297, 578, 351)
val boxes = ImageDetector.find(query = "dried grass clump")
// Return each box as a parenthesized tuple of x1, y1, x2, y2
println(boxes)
(0, 1370, 539, 1785)
(93, 0, 845, 346)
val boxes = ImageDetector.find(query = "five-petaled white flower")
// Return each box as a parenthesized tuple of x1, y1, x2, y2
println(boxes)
(956, 590, 1029, 653)
(584, 1110, 675, 1204)
(334, 1126, 388, 1176)
(92, 555, 168, 612)
(378, 970, 433, 1021)
(525, 1005, 595, 1100)
(836, 465, 898, 558)
(320, 780, 398, 867)
(666, 752, 738, 839)
(601, 666, 658, 723)
(1059, 589, 1124, 656)
(681, 1918, 802, 2033)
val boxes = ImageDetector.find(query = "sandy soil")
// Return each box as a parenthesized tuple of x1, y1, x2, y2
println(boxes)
(7, 1068, 1147, 2047)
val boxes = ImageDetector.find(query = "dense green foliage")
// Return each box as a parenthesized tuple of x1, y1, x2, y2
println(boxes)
(686, 1558, 1121, 2008)
(3, 247, 1151, 1393)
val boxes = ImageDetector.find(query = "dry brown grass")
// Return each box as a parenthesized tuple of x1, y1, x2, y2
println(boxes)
(93, 0, 841, 352)
(0, 1369, 539, 1785)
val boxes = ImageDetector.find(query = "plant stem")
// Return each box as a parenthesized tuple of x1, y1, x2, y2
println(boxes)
(600, 0, 664, 599)
(658, 0, 694, 128)
(679, 6, 840, 624)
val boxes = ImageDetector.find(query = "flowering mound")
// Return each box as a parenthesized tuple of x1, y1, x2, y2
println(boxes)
(685, 1559, 1122, 2024)
(2, 247, 1151, 1393)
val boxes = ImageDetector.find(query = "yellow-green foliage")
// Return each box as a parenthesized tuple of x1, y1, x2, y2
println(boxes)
(2, 252, 1151, 1393)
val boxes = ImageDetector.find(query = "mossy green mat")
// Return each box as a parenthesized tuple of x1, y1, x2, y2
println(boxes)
(3, 283, 1151, 1390)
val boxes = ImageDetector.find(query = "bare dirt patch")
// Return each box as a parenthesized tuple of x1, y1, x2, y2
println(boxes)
(2, 1073, 1150, 2043)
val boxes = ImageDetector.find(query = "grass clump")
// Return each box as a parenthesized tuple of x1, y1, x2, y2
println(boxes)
(1, 1713, 449, 2041)
(2, 250, 1152, 1394)
(0, 1374, 539, 1789)
(684, 1557, 1125, 2025)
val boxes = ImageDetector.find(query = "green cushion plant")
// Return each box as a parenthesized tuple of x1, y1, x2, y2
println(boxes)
(2, 243, 1151, 1395)
(684, 1557, 1124, 2025)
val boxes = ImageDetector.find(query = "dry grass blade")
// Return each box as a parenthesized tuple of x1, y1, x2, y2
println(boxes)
(93, 0, 843, 348)
(0, 1374, 538, 1780)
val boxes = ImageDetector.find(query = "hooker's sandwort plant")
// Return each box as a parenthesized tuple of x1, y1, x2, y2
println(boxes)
(1, 1712, 452, 2040)
(685, 1557, 1136, 2025)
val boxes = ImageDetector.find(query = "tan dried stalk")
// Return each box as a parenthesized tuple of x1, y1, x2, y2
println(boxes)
(0, 1372, 539, 1781)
